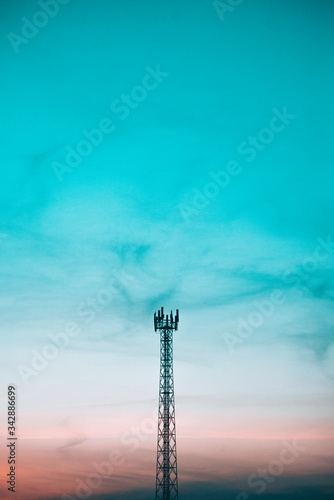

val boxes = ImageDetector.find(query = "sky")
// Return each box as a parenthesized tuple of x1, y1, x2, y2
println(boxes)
(0, 0, 334, 499)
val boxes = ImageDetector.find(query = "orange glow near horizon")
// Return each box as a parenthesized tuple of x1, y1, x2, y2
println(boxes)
(0, 434, 333, 500)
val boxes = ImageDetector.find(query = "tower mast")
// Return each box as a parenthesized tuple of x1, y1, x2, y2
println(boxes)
(154, 307, 179, 500)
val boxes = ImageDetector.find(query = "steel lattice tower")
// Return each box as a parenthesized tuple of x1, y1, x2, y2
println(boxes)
(154, 307, 179, 500)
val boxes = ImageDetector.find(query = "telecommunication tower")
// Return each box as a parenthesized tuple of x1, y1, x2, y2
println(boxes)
(154, 307, 179, 500)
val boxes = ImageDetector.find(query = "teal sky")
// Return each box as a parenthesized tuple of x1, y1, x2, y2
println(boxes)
(0, 1, 334, 499)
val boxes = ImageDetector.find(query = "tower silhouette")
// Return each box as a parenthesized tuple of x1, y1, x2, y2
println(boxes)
(154, 307, 179, 500)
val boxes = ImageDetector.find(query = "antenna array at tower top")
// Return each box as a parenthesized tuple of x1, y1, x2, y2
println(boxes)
(154, 307, 179, 331)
